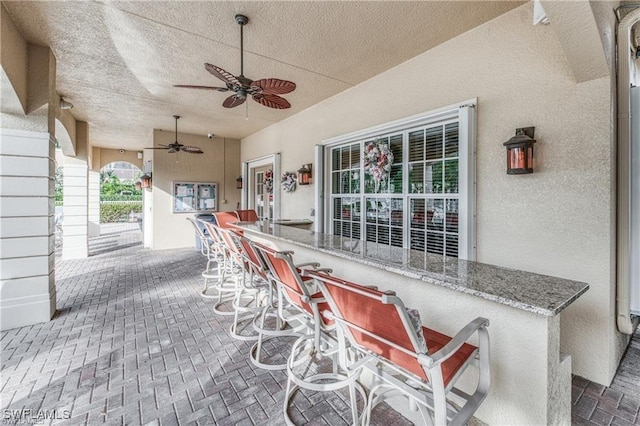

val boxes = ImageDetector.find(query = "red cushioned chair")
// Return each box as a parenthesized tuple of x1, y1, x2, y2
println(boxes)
(253, 244, 365, 425)
(307, 271, 490, 426)
(200, 221, 240, 316)
(238, 236, 303, 370)
(214, 226, 268, 340)
(212, 211, 240, 229)
(187, 217, 219, 299)
(236, 209, 259, 222)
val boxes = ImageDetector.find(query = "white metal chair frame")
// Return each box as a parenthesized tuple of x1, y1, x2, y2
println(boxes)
(200, 221, 240, 316)
(254, 245, 365, 426)
(219, 227, 270, 341)
(307, 271, 490, 426)
(238, 237, 307, 371)
(189, 218, 224, 299)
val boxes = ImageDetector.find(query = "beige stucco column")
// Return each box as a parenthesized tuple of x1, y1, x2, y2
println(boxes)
(0, 10, 58, 329)
(62, 121, 90, 259)
(88, 170, 100, 237)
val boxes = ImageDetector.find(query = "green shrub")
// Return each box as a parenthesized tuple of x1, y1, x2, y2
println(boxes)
(100, 194, 142, 202)
(100, 201, 142, 223)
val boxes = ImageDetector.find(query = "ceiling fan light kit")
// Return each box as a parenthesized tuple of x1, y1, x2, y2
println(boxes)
(174, 14, 296, 110)
(144, 115, 204, 154)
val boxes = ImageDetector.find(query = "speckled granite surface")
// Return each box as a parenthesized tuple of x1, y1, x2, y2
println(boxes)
(238, 221, 589, 317)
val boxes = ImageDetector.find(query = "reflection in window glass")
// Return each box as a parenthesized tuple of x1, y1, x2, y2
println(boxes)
(328, 119, 462, 258)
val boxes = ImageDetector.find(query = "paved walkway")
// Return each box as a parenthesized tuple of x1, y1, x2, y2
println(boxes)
(2, 224, 408, 425)
(572, 326, 640, 426)
(3, 223, 639, 425)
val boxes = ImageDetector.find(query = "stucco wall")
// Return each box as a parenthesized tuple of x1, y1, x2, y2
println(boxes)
(0, 3, 28, 115)
(98, 148, 143, 171)
(241, 4, 617, 385)
(152, 130, 241, 250)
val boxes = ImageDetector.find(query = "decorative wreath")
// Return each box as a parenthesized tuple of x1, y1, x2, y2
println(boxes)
(281, 172, 297, 193)
(364, 139, 394, 192)
(264, 169, 273, 194)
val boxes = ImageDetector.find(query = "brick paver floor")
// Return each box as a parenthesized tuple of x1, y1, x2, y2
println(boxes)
(4, 223, 640, 425)
(571, 325, 640, 426)
(1, 224, 410, 425)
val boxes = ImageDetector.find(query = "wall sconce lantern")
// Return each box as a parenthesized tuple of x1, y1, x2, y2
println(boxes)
(236, 176, 243, 189)
(503, 127, 536, 174)
(297, 164, 312, 185)
(135, 181, 142, 191)
(140, 173, 152, 188)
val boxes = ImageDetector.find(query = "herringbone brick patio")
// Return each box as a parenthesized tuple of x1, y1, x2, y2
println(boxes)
(1, 224, 410, 425)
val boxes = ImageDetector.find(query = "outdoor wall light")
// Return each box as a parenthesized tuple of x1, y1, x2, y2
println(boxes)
(140, 173, 152, 188)
(236, 176, 243, 189)
(503, 127, 536, 174)
(297, 164, 312, 185)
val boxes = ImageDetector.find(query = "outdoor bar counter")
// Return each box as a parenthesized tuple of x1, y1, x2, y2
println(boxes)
(237, 221, 589, 425)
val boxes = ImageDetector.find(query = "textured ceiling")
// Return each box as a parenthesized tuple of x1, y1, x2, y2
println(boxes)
(3, 1, 523, 150)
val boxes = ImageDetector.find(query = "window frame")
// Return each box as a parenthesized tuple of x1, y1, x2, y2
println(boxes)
(320, 100, 476, 260)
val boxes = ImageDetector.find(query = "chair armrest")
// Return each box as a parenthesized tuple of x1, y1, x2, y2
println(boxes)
(297, 263, 334, 275)
(296, 262, 321, 269)
(418, 317, 489, 368)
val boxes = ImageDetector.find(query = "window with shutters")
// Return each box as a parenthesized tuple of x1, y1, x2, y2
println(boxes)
(325, 102, 476, 260)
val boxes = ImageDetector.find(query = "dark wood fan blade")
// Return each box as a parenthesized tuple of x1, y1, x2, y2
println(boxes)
(252, 79, 296, 95)
(180, 146, 204, 154)
(223, 95, 246, 108)
(144, 145, 170, 149)
(205, 64, 241, 87)
(168, 148, 177, 153)
(174, 84, 229, 92)
(252, 94, 291, 109)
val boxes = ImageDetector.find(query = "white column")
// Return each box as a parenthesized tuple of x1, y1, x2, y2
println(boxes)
(62, 158, 88, 259)
(88, 170, 100, 237)
(0, 129, 57, 330)
(62, 121, 89, 259)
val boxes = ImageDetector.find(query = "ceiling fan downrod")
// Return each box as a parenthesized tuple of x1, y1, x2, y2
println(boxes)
(173, 115, 180, 143)
(235, 14, 249, 80)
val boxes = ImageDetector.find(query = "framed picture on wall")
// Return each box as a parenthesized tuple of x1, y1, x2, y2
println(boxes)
(173, 182, 196, 213)
(172, 181, 218, 213)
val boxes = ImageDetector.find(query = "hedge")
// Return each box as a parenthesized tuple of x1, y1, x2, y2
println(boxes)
(101, 194, 142, 202)
(100, 201, 142, 223)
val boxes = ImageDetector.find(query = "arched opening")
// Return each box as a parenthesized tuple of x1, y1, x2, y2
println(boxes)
(99, 161, 143, 225)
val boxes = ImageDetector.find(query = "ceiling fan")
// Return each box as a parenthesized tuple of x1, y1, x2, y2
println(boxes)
(145, 115, 203, 154)
(174, 14, 296, 110)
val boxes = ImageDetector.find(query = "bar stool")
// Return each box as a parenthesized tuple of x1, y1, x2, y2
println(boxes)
(307, 271, 490, 426)
(253, 244, 365, 425)
(212, 211, 240, 229)
(200, 221, 239, 316)
(187, 217, 222, 299)
(236, 209, 259, 222)
(217, 227, 268, 341)
(238, 237, 308, 370)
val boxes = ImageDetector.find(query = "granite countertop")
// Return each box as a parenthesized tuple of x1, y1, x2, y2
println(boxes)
(237, 221, 589, 317)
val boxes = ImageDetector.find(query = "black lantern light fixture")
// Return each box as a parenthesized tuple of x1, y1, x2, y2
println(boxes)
(236, 176, 243, 189)
(140, 173, 152, 188)
(503, 127, 536, 174)
(297, 164, 312, 185)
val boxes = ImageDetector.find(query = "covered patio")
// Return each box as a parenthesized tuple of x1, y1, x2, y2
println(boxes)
(2, 224, 410, 425)
(2, 0, 640, 424)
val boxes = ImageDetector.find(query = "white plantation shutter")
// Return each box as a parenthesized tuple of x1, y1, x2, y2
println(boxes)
(323, 101, 476, 260)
